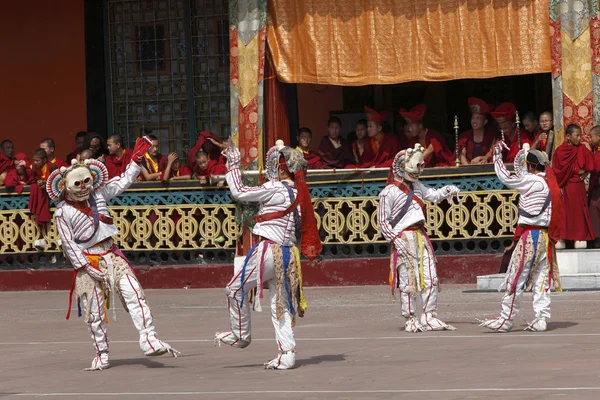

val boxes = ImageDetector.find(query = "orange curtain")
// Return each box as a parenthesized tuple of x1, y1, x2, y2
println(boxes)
(264, 51, 291, 149)
(267, 0, 551, 86)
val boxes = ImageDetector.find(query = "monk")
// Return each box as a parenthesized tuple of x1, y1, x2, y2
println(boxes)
(187, 131, 225, 172)
(458, 97, 497, 165)
(105, 134, 132, 178)
(193, 150, 226, 187)
(490, 103, 532, 163)
(400, 104, 453, 167)
(532, 111, 555, 160)
(394, 119, 411, 152)
(360, 106, 398, 167)
(4, 153, 34, 193)
(552, 124, 595, 249)
(40, 138, 68, 168)
(318, 116, 355, 168)
(589, 126, 600, 248)
(351, 120, 368, 165)
(140, 135, 164, 181)
(65, 131, 87, 164)
(296, 127, 324, 169)
(161, 152, 191, 182)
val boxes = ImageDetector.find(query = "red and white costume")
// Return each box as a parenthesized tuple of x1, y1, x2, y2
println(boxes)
(47, 137, 179, 371)
(480, 143, 562, 332)
(378, 144, 459, 332)
(215, 144, 321, 370)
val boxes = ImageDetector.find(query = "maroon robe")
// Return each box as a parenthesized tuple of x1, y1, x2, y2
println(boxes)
(458, 126, 497, 163)
(588, 147, 600, 239)
(361, 132, 399, 168)
(193, 159, 227, 179)
(503, 130, 532, 163)
(65, 148, 81, 165)
(296, 147, 324, 169)
(318, 137, 355, 169)
(188, 131, 225, 171)
(104, 149, 132, 178)
(5, 167, 34, 193)
(408, 129, 454, 167)
(553, 142, 595, 241)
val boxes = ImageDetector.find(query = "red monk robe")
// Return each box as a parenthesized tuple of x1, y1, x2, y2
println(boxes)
(30, 161, 56, 227)
(504, 130, 532, 163)
(5, 153, 34, 193)
(458, 126, 497, 163)
(188, 131, 225, 171)
(408, 130, 454, 167)
(65, 148, 81, 165)
(296, 147, 324, 169)
(161, 165, 191, 182)
(104, 149, 132, 178)
(318, 136, 355, 169)
(552, 142, 595, 241)
(589, 146, 600, 240)
(193, 159, 227, 179)
(50, 157, 68, 169)
(360, 132, 399, 167)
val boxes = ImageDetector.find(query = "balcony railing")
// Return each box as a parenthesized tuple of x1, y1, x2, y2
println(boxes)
(0, 165, 517, 269)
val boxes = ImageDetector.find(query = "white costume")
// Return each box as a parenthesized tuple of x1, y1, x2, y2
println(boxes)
(48, 138, 178, 371)
(480, 143, 561, 332)
(377, 145, 459, 332)
(215, 144, 315, 370)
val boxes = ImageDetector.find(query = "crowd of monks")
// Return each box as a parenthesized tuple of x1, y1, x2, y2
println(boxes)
(1, 96, 600, 248)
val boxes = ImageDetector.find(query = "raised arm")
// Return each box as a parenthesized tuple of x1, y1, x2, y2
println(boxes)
(493, 141, 528, 190)
(224, 144, 278, 203)
(98, 160, 141, 200)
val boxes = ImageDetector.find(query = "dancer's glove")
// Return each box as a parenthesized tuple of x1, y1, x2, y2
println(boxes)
(493, 141, 509, 160)
(85, 264, 106, 283)
(393, 236, 411, 255)
(224, 144, 241, 170)
(131, 136, 153, 164)
(443, 185, 460, 198)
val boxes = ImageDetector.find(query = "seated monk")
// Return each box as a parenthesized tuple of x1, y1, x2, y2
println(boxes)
(65, 131, 87, 165)
(532, 111, 555, 160)
(360, 106, 398, 167)
(4, 153, 35, 193)
(351, 119, 369, 164)
(0, 150, 13, 186)
(161, 152, 191, 182)
(318, 116, 355, 168)
(553, 124, 595, 249)
(400, 104, 453, 167)
(193, 150, 226, 187)
(296, 127, 324, 169)
(458, 97, 497, 165)
(40, 138, 68, 168)
(187, 131, 225, 172)
(105, 134, 132, 178)
(394, 119, 411, 152)
(491, 103, 532, 163)
(140, 135, 164, 181)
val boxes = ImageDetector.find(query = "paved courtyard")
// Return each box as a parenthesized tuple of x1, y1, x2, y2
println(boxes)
(1, 285, 600, 399)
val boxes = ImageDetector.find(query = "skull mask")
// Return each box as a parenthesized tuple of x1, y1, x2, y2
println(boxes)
(65, 166, 94, 201)
(401, 144, 425, 182)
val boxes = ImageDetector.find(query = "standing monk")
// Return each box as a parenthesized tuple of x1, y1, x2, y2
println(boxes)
(552, 124, 595, 249)
(458, 97, 497, 165)
(491, 103, 532, 163)
(532, 112, 555, 160)
(400, 104, 453, 168)
(361, 106, 398, 167)
(588, 126, 600, 248)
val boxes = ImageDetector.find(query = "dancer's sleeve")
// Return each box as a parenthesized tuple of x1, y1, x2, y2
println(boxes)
(226, 166, 276, 203)
(99, 161, 141, 200)
(377, 187, 396, 242)
(494, 151, 527, 190)
(415, 181, 456, 203)
(54, 207, 89, 270)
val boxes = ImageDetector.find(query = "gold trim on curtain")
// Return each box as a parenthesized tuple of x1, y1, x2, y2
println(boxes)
(267, 0, 551, 85)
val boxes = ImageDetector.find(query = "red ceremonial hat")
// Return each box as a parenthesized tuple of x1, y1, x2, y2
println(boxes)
(490, 102, 516, 123)
(399, 104, 427, 124)
(364, 106, 390, 124)
(468, 97, 494, 115)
